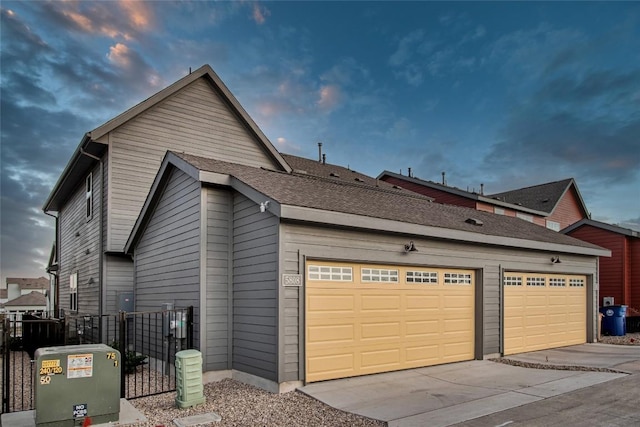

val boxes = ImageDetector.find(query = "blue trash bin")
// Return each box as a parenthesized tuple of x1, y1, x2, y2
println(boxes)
(600, 305, 627, 336)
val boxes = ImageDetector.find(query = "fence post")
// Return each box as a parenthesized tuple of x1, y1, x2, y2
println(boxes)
(119, 311, 126, 399)
(2, 317, 10, 413)
(186, 306, 194, 349)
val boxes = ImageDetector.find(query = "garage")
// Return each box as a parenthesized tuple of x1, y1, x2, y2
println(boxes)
(305, 260, 475, 382)
(503, 272, 587, 355)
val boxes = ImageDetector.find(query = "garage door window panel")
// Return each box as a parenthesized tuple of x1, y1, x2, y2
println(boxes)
(406, 271, 438, 284)
(361, 268, 398, 283)
(444, 272, 472, 285)
(308, 265, 352, 282)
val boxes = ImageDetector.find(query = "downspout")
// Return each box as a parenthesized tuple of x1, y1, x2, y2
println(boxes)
(44, 211, 59, 315)
(80, 146, 104, 318)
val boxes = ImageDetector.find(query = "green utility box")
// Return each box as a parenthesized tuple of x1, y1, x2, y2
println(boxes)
(34, 344, 121, 427)
(175, 349, 205, 408)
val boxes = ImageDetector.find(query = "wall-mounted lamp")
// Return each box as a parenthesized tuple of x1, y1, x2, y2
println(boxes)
(88, 277, 95, 284)
(404, 241, 418, 253)
(259, 201, 271, 213)
(550, 256, 561, 264)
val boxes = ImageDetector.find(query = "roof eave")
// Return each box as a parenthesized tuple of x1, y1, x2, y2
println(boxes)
(280, 205, 611, 257)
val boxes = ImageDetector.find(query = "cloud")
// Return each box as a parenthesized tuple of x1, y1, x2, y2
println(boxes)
(317, 85, 342, 111)
(389, 29, 425, 67)
(252, 2, 270, 25)
(275, 137, 300, 153)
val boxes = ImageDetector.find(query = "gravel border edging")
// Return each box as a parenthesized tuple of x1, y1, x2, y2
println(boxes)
(489, 357, 628, 374)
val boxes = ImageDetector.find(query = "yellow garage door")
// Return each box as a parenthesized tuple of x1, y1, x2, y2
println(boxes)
(504, 272, 587, 355)
(306, 261, 475, 383)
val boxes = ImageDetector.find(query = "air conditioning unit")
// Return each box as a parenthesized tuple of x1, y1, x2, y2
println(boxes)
(603, 297, 615, 306)
(34, 344, 121, 426)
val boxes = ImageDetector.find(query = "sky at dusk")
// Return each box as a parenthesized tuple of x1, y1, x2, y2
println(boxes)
(1, 1, 639, 284)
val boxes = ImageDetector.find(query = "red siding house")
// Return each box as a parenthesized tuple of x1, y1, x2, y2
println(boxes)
(377, 172, 589, 231)
(564, 219, 640, 309)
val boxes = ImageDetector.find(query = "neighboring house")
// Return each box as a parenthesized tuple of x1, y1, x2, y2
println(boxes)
(0, 288, 7, 313)
(377, 172, 589, 231)
(564, 219, 640, 309)
(46, 64, 610, 393)
(3, 277, 50, 313)
(43, 65, 291, 316)
(3, 291, 48, 322)
(124, 148, 608, 392)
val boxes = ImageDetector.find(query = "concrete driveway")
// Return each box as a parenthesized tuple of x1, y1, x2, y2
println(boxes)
(299, 343, 640, 427)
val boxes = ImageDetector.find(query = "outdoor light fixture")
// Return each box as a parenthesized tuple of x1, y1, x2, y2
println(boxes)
(404, 241, 418, 253)
(259, 201, 271, 213)
(550, 256, 561, 264)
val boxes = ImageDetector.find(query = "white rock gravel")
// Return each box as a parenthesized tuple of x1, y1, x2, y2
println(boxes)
(129, 378, 385, 427)
(599, 331, 640, 346)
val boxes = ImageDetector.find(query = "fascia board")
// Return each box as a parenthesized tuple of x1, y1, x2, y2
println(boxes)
(280, 205, 611, 257)
(229, 177, 281, 217)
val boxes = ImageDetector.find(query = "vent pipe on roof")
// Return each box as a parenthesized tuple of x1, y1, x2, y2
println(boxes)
(442, 171, 446, 185)
(408, 167, 412, 178)
(318, 142, 323, 162)
(480, 183, 484, 195)
(322, 154, 326, 165)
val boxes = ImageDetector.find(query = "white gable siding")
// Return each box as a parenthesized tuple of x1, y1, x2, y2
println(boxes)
(108, 77, 280, 251)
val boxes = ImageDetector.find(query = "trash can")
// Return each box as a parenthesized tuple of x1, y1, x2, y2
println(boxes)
(599, 305, 627, 336)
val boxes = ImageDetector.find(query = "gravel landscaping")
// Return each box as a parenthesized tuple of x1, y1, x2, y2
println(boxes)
(129, 378, 385, 427)
(599, 331, 640, 345)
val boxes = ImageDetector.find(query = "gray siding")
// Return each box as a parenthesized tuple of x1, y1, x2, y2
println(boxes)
(104, 255, 134, 313)
(280, 223, 599, 380)
(134, 167, 201, 349)
(107, 77, 280, 251)
(58, 162, 102, 314)
(204, 187, 232, 371)
(233, 194, 278, 381)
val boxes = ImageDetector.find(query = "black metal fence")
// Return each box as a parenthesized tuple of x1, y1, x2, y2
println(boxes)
(1, 307, 193, 414)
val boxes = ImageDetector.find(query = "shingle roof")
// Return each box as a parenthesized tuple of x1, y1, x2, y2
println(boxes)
(175, 152, 602, 251)
(4, 291, 47, 307)
(281, 154, 423, 196)
(563, 218, 640, 238)
(488, 178, 575, 214)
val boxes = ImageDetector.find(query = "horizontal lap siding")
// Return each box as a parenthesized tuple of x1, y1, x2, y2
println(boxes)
(548, 189, 586, 230)
(233, 194, 278, 381)
(105, 255, 134, 313)
(281, 223, 599, 376)
(134, 168, 201, 352)
(59, 163, 102, 315)
(567, 226, 624, 305)
(108, 77, 279, 252)
(205, 187, 231, 371)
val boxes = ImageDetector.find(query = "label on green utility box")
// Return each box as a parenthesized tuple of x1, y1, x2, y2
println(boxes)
(73, 403, 88, 418)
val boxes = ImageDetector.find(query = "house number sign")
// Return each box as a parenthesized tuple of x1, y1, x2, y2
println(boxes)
(282, 274, 302, 287)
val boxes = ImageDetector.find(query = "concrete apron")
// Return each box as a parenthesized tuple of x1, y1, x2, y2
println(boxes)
(300, 357, 628, 427)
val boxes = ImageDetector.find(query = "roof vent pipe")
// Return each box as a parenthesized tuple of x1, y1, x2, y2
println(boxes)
(480, 183, 484, 195)
(318, 142, 323, 162)
(408, 167, 412, 178)
(322, 154, 326, 165)
(442, 171, 446, 185)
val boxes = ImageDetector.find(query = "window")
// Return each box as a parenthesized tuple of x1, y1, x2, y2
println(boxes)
(361, 268, 398, 283)
(70, 273, 78, 311)
(546, 220, 560, 232)
(549, 278, 566, 287)
(86, 173, 93, 220)
(444, 272, 472, 285)
(308, 265, 352, 281)
(526, 277, 546, 287)
(406, 271, 438, 284)
(569, 278, 585, 287)
(516, 212, 533, 222)
(503, 276, 522, 286)
(494, 207, 505, 215)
